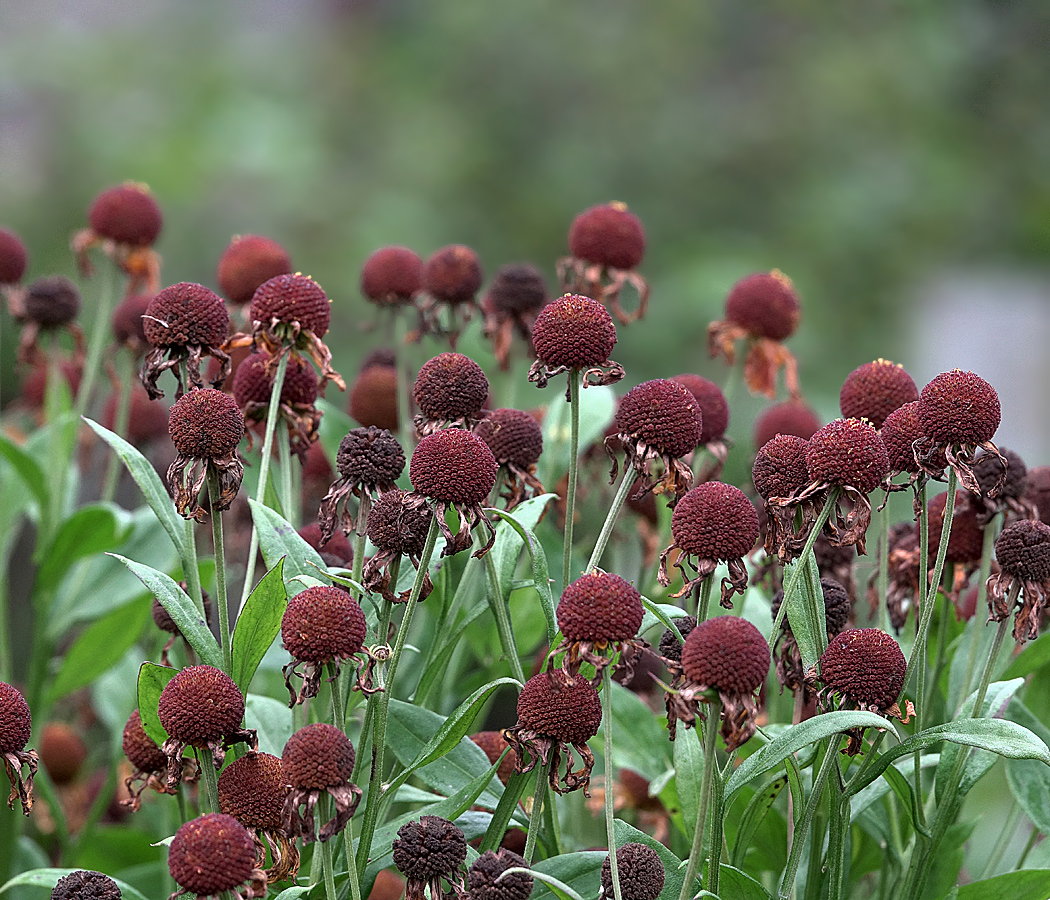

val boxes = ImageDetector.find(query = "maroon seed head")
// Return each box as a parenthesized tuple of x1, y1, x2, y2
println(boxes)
(217, 235, 293, 306)
(360, 348, 398, 372)
(0, 227, 28, 284)
(805, 418, 889, 494)
(336, 427, 405, 485)
(19, 360, 81, 409)
(468, 849, 532, 900)
(879, 401, 926, 474)
(410, 428, 497, 505)
(995, 520, 1050, 582)
(218, 751, 289, 831)
(516, 673, 602, 744)
(724, 271, 800, 341)
(917, 369, 1001, 445)
(753, 400, 821, 449)
(839, 359, 918, 430)
(672, 374, 729, 444)
(926, 492, 985, 564)
(615, 379, 702, 459)
(600, 843, 665, 900)
(143, 283, 229, 349)
(681, 616, 769, 693)
(157, 665, 245, 747)
(168, 389, 244, 459)
(281, 586, 367, 664)
(233, 352, 318, 411)
(413, 352, 489, 421)
(111, 292, 153, 347)
(0, 682, 31, 754)
(250, 273, 331, 337)
(753, 434, 810, 500)
(530, 294, 617, 370)
(393, 815, 468, 881)
(361, 246, 423, 306)
(23, 276, 81, 328)
(168, 813, 257, 895)
(475, 408, 543, 469)
(122, 710, 166, 774)
(974, 447, 1027, 499)
(367, 490, 433, 555)
(658, 616, 697, 664)
(51, 871, 121, 900)
(88, 183, 162, 246)
(1025, 466, 1050, 526)
(40, 722, 87, 786)
(349, 365, 398, 431)
(819, 628, 905, 709)
(568, 203, 646, 271)
(282, 723, 356, 790)
(671, 482, 760, 561)
(484, 263, 548, 315)
(470, 732, 517, 786)
(557, 572, 644, 642)
(424, 245, 484, 304)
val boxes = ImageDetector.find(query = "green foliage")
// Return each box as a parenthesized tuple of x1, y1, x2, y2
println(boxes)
(230, 560, 287, 694)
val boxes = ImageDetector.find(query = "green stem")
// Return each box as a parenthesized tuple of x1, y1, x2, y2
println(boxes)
(198, 750, 220, 813)
(779, 739, 838, 900)
(355, 515, 440, 879)
(183, 516, 205, 618)
(585, 464, 634, 574)
(328, 664, 363, 900)
(319, 796, 339, 900)
(238, 353, 290, 610)
(980, 800, 1021, 879)
(1015, 827, 1039, 870)
(678, 699, 722, 900)
(960, 514, 1000, 702)
(73, 259, 117, 426)
(484, 548, 526, 684)
(826, 761, 849, 900)
(207, 469, 233, 674)
(877, 503, 890, 633)
(101, 349, 134, 502)
(696, 575, 714, 623)
(562, 373, 581, 590)
(277, 426, 296, 528)
(523, 761, 550, 864)
(802, 554, 828, 657)
(602, 666, 624, 900)
(924, 569, 953, 717)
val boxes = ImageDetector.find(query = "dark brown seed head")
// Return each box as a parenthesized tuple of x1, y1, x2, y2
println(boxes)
(413, 352, 489, 421)
(568, 203, 645, 270)
(250, 273, 331, 337)
(111, 292, 152, 347)
(753, 434, 810, 500)
(168, 813, 257, 895)
(531, 294, 617, 370)
(926, 492, 985, 564)
(0, 227, 28, 284)
(819, 628, 905, 709)
(658, 616, 697, 664)
(724, 271, 800, 341)
(349, 365, 399, 431)
(336, 427, 405, 485)
(217, 235, 293, 306)
(0, 681, 31, 754)
(974, 448, 1027, 499)
(361, 246, 423, 306)
(410, 428, 497, 505)
(51, 871, 121, 900)
(143, 283, 229, 348)
(475, 408, 543, 468)
(839, 360, 918, 430)
(917, 369, 1001, 445)
(879, 401, 926, 474)
(88, 183, 162, 246)
(1025, 466, 1050, 526)
(298, 522, 354, 566)
(805, 418, 889, 494)
(282, 723, 356, 790)
(121, 710, 166, 773)
(753, 400, 821, 449)
(393, 815, 468, 881)
(367, 490, 433, 555)
(468, 849, 532, 900)
(233, 353, 318, 411)
(672, 374, 729, 444)
(218, 751, 289, 831)
(995, 520, 1050, 582)
(40, 722, 87, 785)
(681, 616, 769, 693)
(600, 843, 665, 900)
(23, 276, 81, 328)
(484, 264, 548, 315)
(557, 572, 643, 642)
(157, 665, 245, 747)
(771, 578, 851, 636)
(470, 732, 517, 785)
(168, 389, 244, 459)
(671, 482, 760, 561)
(615, 379, 702, 459)
(516, 673, 602, 743)
(281, 586, 367, 664)
(424, 245, 483, 304)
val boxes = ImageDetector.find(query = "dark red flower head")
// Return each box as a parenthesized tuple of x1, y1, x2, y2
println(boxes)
(298, 522, 354, 566)
(40, 723, 86, 786)
(771, 577, 851, 637)
(753, 400, 821, 449)
(671, 482, 760, 561)
(51, 871, 121, 900)
(1025, 466, 1050, 526)
(0, 682, 31, 755)
(658, 616, 697, 664)
(753, 434, 810, 500)
(143, 283, 229, 349)
(484, 264, 548, 315)
(879, 401, 927, 474)
(233, 353, 319, 410)
(424, 245, 484, 304)
(282, 723, 356, 790)
(393, 816, 468, 881)
(475, 408, 543, 468)
(281, 586, 367, 664)
(218, 751, 289, 831)
(724, 271, 800, 341)
(601, 843, 665, 900)
(974, 447, 1027, 499)
(410, 428, 497, 505)
(672, 374, 730, 444)
(805, 418, 889, 494)
(995, 520, 1050, 582)
(917, 369, 1000, 445)
(557, 572, 644, 642)
(568, 203, 646, 271)
(819, 628, 905, 709)
(516, 673, 602, 744)
(839, 359, 918, 429)
(168, 389, 244, 459)
(531, 294, 617, 370)
(927, 491, 985, 564)
(168, 813, 257, 896)
(111, 293, 153, 347)
(157, 665, 245, 747)
(413, 352, 489, 421)
(0, 227, 28, 284)
(468, 849, 532, 900)
(250, 274, 331, 337)
(218, 235, 293, 306)
(681, 616, 769, 693)
(122, 710, 166, 774)
(367, 490, 433, 556)
(349, 365, 399, 431)
(88, 183, 163, 246)
(470, 732, 517, 786)
(336, 427, 405, 486)
(23, 276, 81, 328)
(361, 246, 423, 306)
(361, 348, 397, 372)
(615, 379, 702, 459)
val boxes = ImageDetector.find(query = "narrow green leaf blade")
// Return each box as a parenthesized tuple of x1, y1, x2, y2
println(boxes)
(730, 775, 787, 867)
(37, 504, 132, 593)
(673, 723, 704, 830)
(487, 504, 556, 644)
(528, 852, 606, 900)
(1006, 700, 1050, 836)
(231, 560, 287, 694)
(504, 870, 584, 900)
(956, 870, 1050, 900)
(248, 499, 328, 586)
(0, 433, 50, 520)
(137, 662, 178, 746)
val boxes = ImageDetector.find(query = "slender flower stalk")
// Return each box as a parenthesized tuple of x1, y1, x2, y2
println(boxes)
(277, 423, 296, 527)
(585, 464, 634, 574)
(959, 513, 1000, 701)
(602, 665, 623, 900)
(207, 471, 233, 674)
(484, 548, 526, 683)
(101, 349, 134, 502)
(877, 504, 891, 633)
(73, 261, 116, 426)
(523, 761, 551, 864)
(197, 751, 220, 814)
(677, 698, 722, 900)
(779, 739, 838, 900)
(695, 575, 714, 622)
(563, 373, 581, 588)
(327, 663, 364, 900)
(319, 795, 339, 900)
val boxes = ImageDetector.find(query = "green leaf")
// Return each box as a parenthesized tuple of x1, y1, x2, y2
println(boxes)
(248, 499, 328, 587)
(674, 723, 704, 830)
(956, 870, 1050, 900)
(47, 596, 151, 704)
(537, 384, 615, 486)
(504, 870, 584, 900)
(528, 852, 606, 900)
(245, 693, 294, 758)
(601, 681, 673, 782)
(730, 774, 787, 867)
(231, 560, 287, 694)
(613, 819, 687, 900)
(1005, 633, 1050, 681)
(727, 711, 893, 798)
(84, 418, 186, 555)
(137, 662, 178, 746)
(487, 502, 557, 644)
(639, 600, 691, 640)
(269, 888, 312, 900)
(36, 503, 133, 594)
(1006, 701, 1050, 836)
(0, 868, 152, 900)
(715, 865, 774, 900)
(782, 551, 823, 671)
(0, 433, 50, 522)
(111, 555, 223, 669)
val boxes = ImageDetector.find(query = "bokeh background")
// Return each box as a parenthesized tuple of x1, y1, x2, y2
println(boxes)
(2, 0, 1048, 462)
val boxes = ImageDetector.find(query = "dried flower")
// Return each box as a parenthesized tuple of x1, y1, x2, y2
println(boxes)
(415, 245, 484, 346)
(988, 520, 1050, 643)
(168, 813, 265, 900)
(363, 489, 436, 602)
(672, 373, 731, 473)
(470, 731, 517, 786)
(218, 235, 293, 307)
(51, 871, 121, 900)
(349, 364, 399, 431)
(361, 246, 423, 308)
(0, 680, 37, 815)
(110, 292, 153, 354)
(15, 276, 85, 365)
(413, 352, 490, 435)
(40, 722, 86, 786)
(770, 578, 851, 697)
(552, 571, 644, 680)
(475, 408, 545, 509)
(971, 448, 1038, 525)
(482, 263, 549, 370)
(839, 359, 918, 429)
(601, 843, 665, 900)
(282, 723, 362, 842)
(753, 399, 821, 450)
(72, 183, 162, 294)
(233, 350, 320, 457)
(528, 294, 625, 390)
(393, 815, 468, 900)
(468, 849, 532, 900)
(121, 709, 176, 810)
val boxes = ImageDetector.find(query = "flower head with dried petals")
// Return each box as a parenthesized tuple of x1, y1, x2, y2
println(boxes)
(414, 245, 484, 346)
(168, 813, 266, 900)
(363, 489, 436, 602)
(673, 373, 731, 475)
(468, 849, 532, 900)
(1024, 466, 1050, 526)
(753, 399, 821, 450)
(971, 447, 1038, 526)
(839, 359, 918, 429)
(121, 709, 178, 810)
(282, 723, 362, 843)
(552, 571, 644, 681)
(482, 263, 549, 370)
(0, 681, 37, 815)
(233, 351, 320, 459)
(988, 520, 1050, 643)
(528, 294, 624, 391)
(475, 408, 545, 509)
(412, 351, 489, 435)
(361, 246, 423, 309)
(13, 275, 86, 366)
(393, 815, 468, 900)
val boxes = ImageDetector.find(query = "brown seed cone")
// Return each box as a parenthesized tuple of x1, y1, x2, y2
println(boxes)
(218, 235, 293, 306)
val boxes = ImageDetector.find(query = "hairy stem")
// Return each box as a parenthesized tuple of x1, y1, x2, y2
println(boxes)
(207, 470, 233, 674)
(602, 665, 624, 900)
(562, 372, 581, 589)
(779, 739, 838, 900)
(523, 761, 551, 864)
(585, 464, 635, 574)
(198, 752, 220, 814)
(960, 513, 1000, 702)
(328, 663, 363, 900)
(277, 425, 296, 528)
(678, 698, 722, 900)
(695, 574, 714, 623)
(484, 547, 526, 684)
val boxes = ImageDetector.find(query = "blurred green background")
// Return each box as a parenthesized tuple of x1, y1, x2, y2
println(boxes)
(2, 0, 1048, 460)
